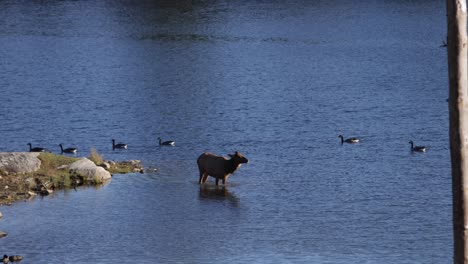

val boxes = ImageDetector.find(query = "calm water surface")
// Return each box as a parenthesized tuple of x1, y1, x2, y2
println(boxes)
(0, 1, 450, 263)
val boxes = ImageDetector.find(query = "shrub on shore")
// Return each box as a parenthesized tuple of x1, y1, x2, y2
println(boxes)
(89, 148, 104, 165)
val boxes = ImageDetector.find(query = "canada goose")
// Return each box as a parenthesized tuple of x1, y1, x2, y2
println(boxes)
(158, 137, 175, 146)
(112, 139, 128, 149)
(59, 144, 77, 154)
(27, 143, 46, 152)
(8, 255, 23, 262)
(409, 141, 426, 152)
(338, 135, 360, 144)
(2, 255, 7, 264)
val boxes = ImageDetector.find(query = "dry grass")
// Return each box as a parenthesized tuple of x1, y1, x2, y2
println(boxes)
(36, 152, 79, 177)
(33, 153, 80, 189)
(89, 148, 104, 165)
(108, 162, 137, 174)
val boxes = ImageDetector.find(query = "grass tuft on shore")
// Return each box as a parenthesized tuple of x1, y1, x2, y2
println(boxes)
(35, 153, 80, 189)
(36, 152, 79, 176)
(88, 148, 141, 174)
(89, 148, 104, 165)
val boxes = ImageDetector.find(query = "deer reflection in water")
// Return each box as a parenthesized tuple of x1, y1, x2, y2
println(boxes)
(198, 185, 240, 207)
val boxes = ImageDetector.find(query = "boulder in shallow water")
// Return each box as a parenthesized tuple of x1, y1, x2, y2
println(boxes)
(68, 158, 111, 182)
(0, 152, 41, 174)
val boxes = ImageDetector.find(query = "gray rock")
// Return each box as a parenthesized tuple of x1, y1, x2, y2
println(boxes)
(100, 162, 111, 170)
(68, 158, 111, 182)
(0, 152, 41, 174)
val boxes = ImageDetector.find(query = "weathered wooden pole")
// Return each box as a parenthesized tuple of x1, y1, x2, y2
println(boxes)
(447, 0, 468, 263)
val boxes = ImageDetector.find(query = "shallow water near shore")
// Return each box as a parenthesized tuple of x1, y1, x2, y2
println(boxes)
(0, 0, 451, 263)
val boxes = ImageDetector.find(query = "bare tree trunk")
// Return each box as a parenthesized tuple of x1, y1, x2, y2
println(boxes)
(447, 0, 468, 263)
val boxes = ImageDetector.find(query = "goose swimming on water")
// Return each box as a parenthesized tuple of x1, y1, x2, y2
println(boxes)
(27, 143, 46, 152)
(338, 135, 360, 144)
(7, 255, 23, 262)
(409, 141, 426, 152)
(59, 144, 77, 154)
(158, 137, 175, 146)
(112, 139, 128, 149)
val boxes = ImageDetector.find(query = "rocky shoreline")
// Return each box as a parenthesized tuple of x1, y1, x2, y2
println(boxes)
(0, 152, 144, 205)
(0, 151, 144, 262)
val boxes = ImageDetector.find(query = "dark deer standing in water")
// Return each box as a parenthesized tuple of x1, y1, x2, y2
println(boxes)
(197, 151, 248, 185)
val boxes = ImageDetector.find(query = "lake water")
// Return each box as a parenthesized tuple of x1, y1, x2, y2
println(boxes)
(0, 0, 451, 263)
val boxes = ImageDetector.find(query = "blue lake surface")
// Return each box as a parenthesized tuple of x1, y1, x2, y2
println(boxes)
(0, 0, 451, 263)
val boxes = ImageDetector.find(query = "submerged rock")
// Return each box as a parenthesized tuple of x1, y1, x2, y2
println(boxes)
(68, 158, 111, 182)
(0, 152, 41, 174)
